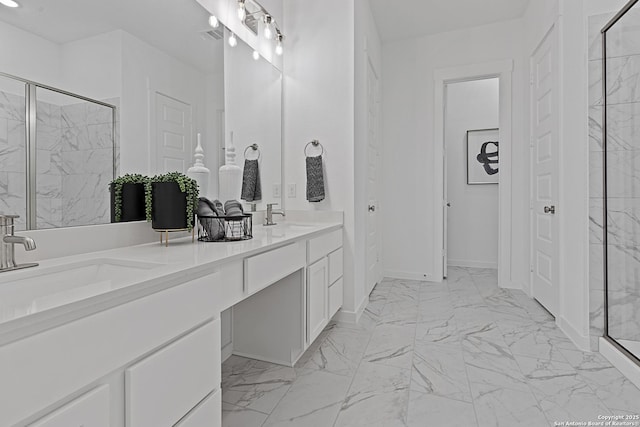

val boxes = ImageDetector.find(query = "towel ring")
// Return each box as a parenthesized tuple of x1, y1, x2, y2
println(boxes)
(244, 143, 261, 160)
(304, 140, 324, 157)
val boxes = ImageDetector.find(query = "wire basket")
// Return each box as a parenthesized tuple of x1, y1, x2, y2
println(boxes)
(197, 214, 253, 242)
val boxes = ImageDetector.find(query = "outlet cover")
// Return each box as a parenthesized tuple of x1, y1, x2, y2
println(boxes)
(287, 183, 297, 198)
(273, 183, 281, 198)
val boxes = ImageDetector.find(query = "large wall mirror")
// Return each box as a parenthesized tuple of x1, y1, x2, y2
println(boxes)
(0, 0, 283, 231)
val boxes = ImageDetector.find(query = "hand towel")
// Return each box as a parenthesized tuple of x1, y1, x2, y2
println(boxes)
(241, 159, 262, 202)
(306, 155, 325, 202)
(197, 197, 225, 240)
(224, 200, 244, 217)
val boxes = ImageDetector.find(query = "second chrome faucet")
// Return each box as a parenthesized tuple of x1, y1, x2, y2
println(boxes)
(264, 203, 285, 226)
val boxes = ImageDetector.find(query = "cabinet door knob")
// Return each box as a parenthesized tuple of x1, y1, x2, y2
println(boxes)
(544, 205, 556, 214)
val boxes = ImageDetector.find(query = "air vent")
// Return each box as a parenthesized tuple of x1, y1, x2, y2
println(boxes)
(201, 28, 223, 41)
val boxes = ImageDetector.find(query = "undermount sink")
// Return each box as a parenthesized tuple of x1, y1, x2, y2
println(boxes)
(0, 258, 164, 322)
(281, 223, 316, 230)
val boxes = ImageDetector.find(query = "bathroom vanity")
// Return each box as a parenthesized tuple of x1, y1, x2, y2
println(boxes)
(0, 218, 343, 427)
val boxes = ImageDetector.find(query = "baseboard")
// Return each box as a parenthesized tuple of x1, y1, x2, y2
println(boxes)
(599, 337, 640, 390)
(447, 259, 498, 269)
(221, 343, 233, 363)
(383, 270, 435, 282)
(499, 280, 523, 290)
(334, 295, 368, 324)
(558, 316, 591, 351)
(232, 350, 293, 368)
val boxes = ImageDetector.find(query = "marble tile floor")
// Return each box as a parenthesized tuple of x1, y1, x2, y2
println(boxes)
(221, 267, 640, 427)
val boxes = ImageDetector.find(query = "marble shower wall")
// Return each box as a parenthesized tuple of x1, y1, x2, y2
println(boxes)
(0, 87, 118, 230)
(0, 90, 27, 231)
(589, 10, 640, 351)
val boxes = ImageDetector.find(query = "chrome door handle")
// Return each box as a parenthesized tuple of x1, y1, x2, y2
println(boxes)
(544, 205, 556, 214)
(368, 205, 376, 212)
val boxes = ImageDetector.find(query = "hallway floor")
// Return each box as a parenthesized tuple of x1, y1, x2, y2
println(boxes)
(221, 267, 640, 427)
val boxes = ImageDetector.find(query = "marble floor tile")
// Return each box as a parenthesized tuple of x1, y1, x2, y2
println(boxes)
(411, 341, 471, 402)
(300, 323, 370, 377)
(220, 267, 640, 427)
(470, 381, 549, 427)
(222, 402, 269, 427)
(222, 358, 296, 414)
(406, 391, 478, 427)
(514, 355, 611, 423)
(363, 323, 414, 370)
(262, 370, 352, 427)
(334, 361, 410, 427)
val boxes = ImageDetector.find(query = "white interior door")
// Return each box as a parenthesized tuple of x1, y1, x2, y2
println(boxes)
(366, 56, 381, 294)
(530, 26, 559, 316)
(156, 92, 192, 173)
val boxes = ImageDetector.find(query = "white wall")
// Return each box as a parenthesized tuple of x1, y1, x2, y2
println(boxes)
(381, 19, 526, 283)
(282, 0, 360, 315)
(120, 31, 209, 175)
(446, 78, 499, 269)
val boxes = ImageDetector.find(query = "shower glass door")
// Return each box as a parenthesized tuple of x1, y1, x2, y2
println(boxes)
(603, 0, 640, 363)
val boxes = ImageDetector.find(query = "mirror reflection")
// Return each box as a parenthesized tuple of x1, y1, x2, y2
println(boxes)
(0, 0, 283, 230)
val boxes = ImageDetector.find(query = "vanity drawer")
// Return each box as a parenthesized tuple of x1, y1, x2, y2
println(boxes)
(329, 277, 343, 319)
(29, 385, 110, 427)
(175, 390, 221, 427)
(244, 242, 306, 295)
(125, 319, 220, 427)
(308, 229, 343, 264)
(328, 248, 344, 285)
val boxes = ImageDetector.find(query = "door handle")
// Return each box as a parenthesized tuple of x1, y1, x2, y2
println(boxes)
(368, 205, 376, 212)
(544, 205, 556, 214)
(446, 203, 451, 207)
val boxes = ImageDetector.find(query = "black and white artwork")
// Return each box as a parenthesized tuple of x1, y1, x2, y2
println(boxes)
(466, 128, 499, 185)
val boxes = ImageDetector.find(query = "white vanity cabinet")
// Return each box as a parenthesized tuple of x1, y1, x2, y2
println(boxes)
(6, 272, 222, 427)
(307, 230, 344, 344)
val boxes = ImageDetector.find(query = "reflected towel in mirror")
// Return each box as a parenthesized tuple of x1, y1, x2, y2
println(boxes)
(241, 159, 262, 202)
(306, 155, 325, 202)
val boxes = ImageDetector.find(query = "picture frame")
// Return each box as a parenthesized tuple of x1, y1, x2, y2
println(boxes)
(466, 128, 499, 185)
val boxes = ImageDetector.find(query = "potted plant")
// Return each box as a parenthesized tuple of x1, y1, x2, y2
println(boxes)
(110, 174, 149, 222)
(146, 172, 199, 231)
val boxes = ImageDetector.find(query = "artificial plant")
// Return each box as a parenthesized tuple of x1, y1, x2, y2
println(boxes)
(109, 173, 149, 222)
(146, 172, 199, 230)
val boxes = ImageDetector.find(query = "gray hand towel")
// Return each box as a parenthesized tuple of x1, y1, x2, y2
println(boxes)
(306, 155, 325, 202)
(241, 159, 262, 202)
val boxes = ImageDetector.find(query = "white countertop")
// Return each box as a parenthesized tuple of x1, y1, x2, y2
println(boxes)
(0, 220, 342, 346)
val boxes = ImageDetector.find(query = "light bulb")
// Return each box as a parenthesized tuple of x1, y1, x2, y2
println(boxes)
(275, 40, 283, 56)
(253, 50, 260, 61)
(228, 33, 237, 47)
(237, 1, 246, 21)
(208, 15, 219, 28)
(263, 15, 273, 39)
(0, 0, 19, 7)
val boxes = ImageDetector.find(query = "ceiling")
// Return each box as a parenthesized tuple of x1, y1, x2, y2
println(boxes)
(0, 0, 223, 73)
(368, 0, 531, 42)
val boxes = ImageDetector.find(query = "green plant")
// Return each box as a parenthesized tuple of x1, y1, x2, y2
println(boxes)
(109, 174, 149, 222)
(146, 171, 199, 230)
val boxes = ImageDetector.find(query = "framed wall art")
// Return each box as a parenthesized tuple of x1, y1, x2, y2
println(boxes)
(466, 128, 499, 185)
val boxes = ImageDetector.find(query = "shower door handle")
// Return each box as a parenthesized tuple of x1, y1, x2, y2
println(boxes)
(544, 205, 556, 214)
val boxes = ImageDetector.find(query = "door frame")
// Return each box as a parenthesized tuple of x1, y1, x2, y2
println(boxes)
(434, 59, 514, 288)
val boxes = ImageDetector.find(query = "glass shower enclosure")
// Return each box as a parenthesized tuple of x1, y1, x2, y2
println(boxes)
(602, 0, 640, 365)
(0, 72, 116, 230)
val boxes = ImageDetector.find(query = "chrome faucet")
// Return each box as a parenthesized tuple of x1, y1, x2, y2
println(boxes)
(264, 203, 285, 226)
(0, 214, 38, 272)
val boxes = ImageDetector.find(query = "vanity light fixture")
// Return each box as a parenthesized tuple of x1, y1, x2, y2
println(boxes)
(0, 0, 19, 7)
(237, 0, 246, 21)
(228, 32, 238, 47)
(252, 50, 260, 61)
(275, 31, 283, 56)
(208, 15, 220, 28)
(263, 15, 273, 39)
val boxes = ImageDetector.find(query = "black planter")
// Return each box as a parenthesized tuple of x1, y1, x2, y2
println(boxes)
(110, 183, 146, 222)
(151, 182, 188, 230)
